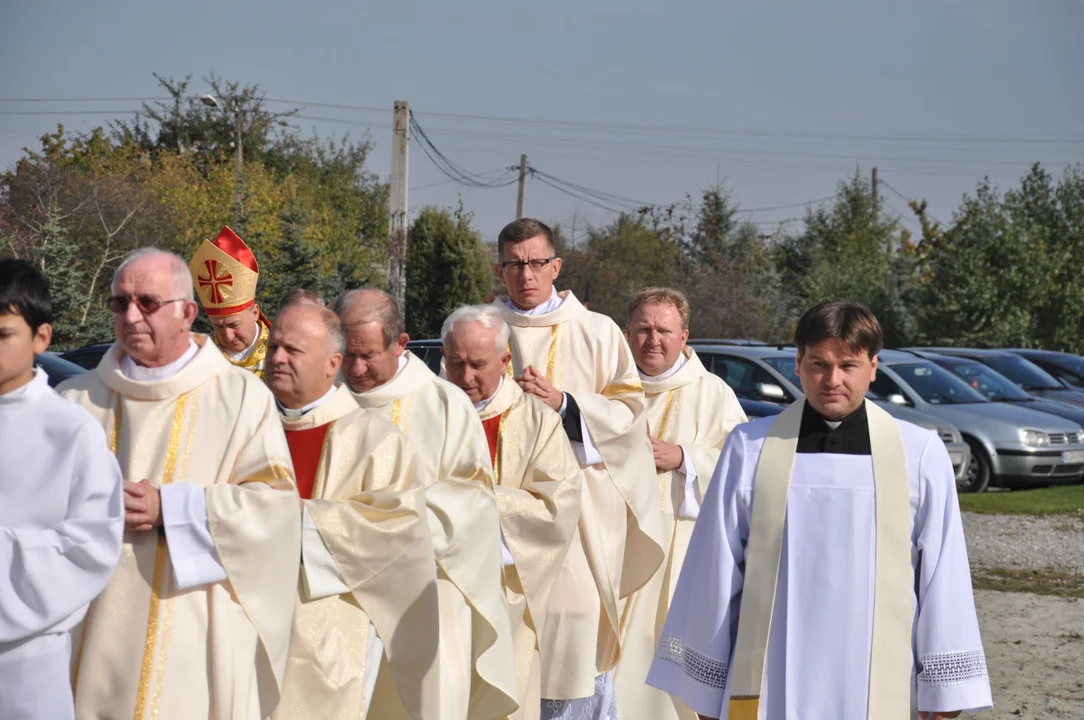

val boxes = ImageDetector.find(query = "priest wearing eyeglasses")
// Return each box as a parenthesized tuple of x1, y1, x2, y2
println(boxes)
(189, 226, 272, 379)
(59, 248, 302, 720)
(646, 301, 991, 720)
(492, 218, 665, 719)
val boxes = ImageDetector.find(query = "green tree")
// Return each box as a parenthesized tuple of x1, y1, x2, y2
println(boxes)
(404, 203, 491, 338)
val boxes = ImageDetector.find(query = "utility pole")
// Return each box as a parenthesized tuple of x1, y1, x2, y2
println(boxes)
(871, 166, 878, 222)
(516, 154, 528, 220)
(386, 101, 410, 318)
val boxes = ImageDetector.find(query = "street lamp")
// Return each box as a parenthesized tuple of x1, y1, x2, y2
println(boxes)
(200, 94, 244, 222)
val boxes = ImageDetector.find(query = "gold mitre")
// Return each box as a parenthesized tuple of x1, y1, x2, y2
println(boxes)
(189, 226, 260, 317)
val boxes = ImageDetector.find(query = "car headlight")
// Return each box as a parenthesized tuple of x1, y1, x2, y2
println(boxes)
(1020, 429, 1050, 447)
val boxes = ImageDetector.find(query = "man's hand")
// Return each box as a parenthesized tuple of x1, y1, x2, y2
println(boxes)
(918, 712, 962, 719)
(515, 365, 564, 412)
(124, 479, 162, 532)
(652, 438, 685, 472)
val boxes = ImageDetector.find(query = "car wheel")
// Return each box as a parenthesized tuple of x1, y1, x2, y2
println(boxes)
(960, 439, 991, 494)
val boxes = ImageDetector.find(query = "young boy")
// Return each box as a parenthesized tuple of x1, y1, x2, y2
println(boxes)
(0, 259, 124, 720)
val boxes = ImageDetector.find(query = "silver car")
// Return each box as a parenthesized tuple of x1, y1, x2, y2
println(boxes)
(691, 344, 972, 486)
(873, 350, 1084, 492)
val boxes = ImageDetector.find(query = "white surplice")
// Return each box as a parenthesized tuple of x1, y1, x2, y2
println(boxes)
(0, 369, 124, 720)
(646, 415, 993, 719)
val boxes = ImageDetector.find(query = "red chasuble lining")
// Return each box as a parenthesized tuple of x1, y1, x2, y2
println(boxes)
(482, 414, 502, 469)
(285, 424, 332, 500)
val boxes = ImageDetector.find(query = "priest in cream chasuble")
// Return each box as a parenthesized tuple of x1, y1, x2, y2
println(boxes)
(189, 226, 271, 379)
(59, 250, 301, 720)
(491, 219, 665, 718)
(647, 301, 992, 720)
(442, 305, 583, 720)
(614, 288, 746, 720)
(266, 303, 439, 720)
(335, 289, 518, 720)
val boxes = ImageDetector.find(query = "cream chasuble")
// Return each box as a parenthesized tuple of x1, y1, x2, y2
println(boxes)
(495, 290, 665, 696)
(274, 385, 440, 720)
(613, 347, 746, 720)
(352, 352, 518, 720)
(477, 378, 583, 720)
(58, 335, 301, 720)
(647, 400, 993, 719)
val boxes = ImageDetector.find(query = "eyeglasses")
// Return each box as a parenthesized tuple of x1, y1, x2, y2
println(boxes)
(108, 295, 187, 315)
(498, 257, 556, 273)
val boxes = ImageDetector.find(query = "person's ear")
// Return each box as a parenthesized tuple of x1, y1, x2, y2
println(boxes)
(32, 323, 53, 355)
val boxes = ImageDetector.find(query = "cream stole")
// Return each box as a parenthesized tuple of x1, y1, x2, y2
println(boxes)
(728, 399, 912, 720)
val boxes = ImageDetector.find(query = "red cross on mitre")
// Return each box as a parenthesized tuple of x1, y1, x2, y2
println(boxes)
(198, 258, 233, 304)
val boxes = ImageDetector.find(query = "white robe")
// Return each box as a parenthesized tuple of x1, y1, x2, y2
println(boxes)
(647, 415, 993, 719)
(0, 369, 124, 720)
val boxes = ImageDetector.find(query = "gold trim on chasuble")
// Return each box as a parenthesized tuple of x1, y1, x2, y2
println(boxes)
(601, 380, 644, 399)
(309, 420, 336, 500)
(616, 386, 682, 645)
(133, 390, 195, 720)
(493, 410, 510, 485)
(545, 324, 561, 384)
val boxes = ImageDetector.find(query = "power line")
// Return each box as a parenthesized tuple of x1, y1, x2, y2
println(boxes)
(0, 109, 139, 116)
(0, 97, 167, 103)
(738, 196, 835, 213)
(409, 112, 519, 189)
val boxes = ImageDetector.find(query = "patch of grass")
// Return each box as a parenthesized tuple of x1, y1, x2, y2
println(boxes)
(971, 566, 1084, 599)
(959, 484, 1084, 516)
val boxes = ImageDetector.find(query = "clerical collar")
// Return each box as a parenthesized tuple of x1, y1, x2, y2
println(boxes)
(473, 375, 504, 412)
(504, 288, 563, 316)
(796, 401, 871, 455)
(278, 384, 337, 419)
(395, 353, 408, 376)
(0, 367, 47, 404)
(638, 349, 687, 382)
(121, 340, 199, 382)
(225, 322, 262, 362)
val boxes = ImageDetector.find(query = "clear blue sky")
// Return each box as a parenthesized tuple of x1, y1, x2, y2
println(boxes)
(2, 0, 1082, 242)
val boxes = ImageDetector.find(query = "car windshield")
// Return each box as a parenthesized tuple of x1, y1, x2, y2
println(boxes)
(944, 361, 1032, 402)
(887, 362, 987, 404)
(761, 356, 800, 387)
(982, 354, 1063, 391)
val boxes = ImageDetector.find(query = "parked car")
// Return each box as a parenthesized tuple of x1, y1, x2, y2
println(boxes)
(405, 338, 444, 374)
(873, 350, 1084, 492)
(1008, 349, 1084, 390)
(34, 352, 86, 387)
(60, 342, 112, 370)
(912, 351, 1084, 428)
(911, 347, 1084, 409)
(686, 338, 768, 347)
(738, 398, 783, 419)
(689, 344, 972, 486)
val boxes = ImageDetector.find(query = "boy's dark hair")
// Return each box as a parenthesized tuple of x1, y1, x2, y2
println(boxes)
(0, 258, 54, 333)
(497, 218, 555, 261)
(794, 300, 883, 359)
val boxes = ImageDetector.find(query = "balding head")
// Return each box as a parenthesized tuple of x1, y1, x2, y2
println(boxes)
(266, 303, 345, 409)
(111, 248, 200, 368)
(333, 288, 409, 393)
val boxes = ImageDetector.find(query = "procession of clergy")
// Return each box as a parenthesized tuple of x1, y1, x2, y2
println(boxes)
(0, 217, 994, 720)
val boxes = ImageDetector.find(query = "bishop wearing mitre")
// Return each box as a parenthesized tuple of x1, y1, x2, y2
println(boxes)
(442, 304, 583, 720)
(335, 288, 518, 720)
(60, 249, 301, 720)
(492, 218, 664, 718)
(614, 287, 746, 720)
(266, 301, 439, 720)
(647, 301, 992, 720)
(189, 226, 272, 378)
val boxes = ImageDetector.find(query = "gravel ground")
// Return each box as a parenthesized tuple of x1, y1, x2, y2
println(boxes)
(959, 512, 1084, 719)
(962, 512, 1084, 574)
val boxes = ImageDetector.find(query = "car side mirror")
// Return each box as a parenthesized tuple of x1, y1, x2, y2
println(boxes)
(756, 382, 786, 401)
(887, 393, 908, 406)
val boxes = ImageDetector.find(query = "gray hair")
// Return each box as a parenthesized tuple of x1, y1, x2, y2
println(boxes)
(441, 304, 510, 355)
(331, 288, 404, 348)
(274, 303, 345, 355)
(112, 249, 194, 306)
